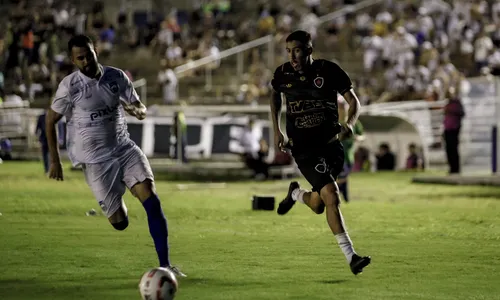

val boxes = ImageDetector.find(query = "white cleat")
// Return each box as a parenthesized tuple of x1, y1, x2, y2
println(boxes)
(166, 265, 187, 278)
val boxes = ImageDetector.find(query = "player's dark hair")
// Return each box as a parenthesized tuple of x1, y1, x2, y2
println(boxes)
(286, 30, 312, 48)
(67, 34, 94, 53)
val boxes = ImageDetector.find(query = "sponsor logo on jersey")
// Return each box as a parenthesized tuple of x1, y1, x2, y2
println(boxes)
(90, 105, 119, 121)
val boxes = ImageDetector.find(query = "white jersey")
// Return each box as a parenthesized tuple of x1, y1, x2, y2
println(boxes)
(51, 65, 140, 166)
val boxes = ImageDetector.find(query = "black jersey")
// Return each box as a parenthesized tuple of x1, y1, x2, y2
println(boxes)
(270, 59, 352, 152)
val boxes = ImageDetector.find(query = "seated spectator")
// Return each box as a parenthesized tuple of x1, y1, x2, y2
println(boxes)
(353, 146, 371, 172)
(405, 143, 424, 170)
(376, 143, 396, 171)
(239, 118, 269, 180)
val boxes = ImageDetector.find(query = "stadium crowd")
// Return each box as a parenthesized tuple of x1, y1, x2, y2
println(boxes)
(0, 0, 500, 106)
(237, 0, 500, 105)
(0, 0, 470, 172)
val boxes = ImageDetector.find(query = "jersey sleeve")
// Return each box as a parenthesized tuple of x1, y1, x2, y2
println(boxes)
(119, 70, 140, 104)
(50, 81, 72, 115)
(270, 65, 284, 93)
(327, 61, 352, 95)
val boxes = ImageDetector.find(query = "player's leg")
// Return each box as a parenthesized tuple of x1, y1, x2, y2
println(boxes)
(278, 141, 370, 274)
(121, 145, 186, 277)
(277, 181, 325, 215)
(319, 142, 370, 274)
(277, 154, 325, 215)
(82, 162, 129, 230)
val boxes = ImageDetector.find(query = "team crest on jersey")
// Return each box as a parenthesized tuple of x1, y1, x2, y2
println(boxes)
(109, 81, 119, 94)
(313, 77, 324, 88)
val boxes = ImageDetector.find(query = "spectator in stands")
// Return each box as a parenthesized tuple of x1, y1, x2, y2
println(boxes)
(239, 117, 269, 180)
(157, 59, 178, 104)
(443, 87, 465, 174)
(405, 143, 424, 170)
(375, 143, 396, 171)
(474, 27, 494, 74)
(361, 30, 383, 74)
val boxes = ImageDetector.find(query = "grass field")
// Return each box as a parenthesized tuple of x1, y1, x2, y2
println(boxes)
(1, 161, 500, 300)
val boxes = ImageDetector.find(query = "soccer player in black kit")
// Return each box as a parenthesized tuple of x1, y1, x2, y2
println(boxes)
(270, 30, 371, 275)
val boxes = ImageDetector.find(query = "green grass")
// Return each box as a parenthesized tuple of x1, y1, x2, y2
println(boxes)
(1, 162, 500, 300)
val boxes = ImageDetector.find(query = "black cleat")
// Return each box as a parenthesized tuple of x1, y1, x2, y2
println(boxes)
(277, 181, 300, 215)
(350, 254, 371, 275)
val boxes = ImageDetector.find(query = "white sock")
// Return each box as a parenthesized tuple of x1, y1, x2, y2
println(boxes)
(335, 232, 356, 263)
(291, 188, 307, 203)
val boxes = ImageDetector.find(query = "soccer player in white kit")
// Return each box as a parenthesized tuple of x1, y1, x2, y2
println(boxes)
(45, 35, 185, 277)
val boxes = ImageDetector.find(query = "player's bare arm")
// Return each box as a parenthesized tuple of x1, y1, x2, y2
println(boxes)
(121, 100, 147, 120)
(46, 108, 64, 180)
(270, 90, 285, 151)
(120, 69, 146, 120)
(340, 89, 361, 139)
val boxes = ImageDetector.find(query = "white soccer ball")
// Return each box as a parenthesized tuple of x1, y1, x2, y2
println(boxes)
(139, 267, 178, 300)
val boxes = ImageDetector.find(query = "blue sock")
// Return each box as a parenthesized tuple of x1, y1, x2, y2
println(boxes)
(142, 194, 170, 267)
(339, 181, 349, 202)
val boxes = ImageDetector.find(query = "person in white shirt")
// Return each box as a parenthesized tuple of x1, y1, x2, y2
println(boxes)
(299, 7, 320, 40)
(361, 31, 383, 73)
(239, 117, 269, 179)
(157, 59, 178, 104)
(391, 26, 418, 69)
(474, 29, 494, 73)
(492, 1, 500, 24)
(45, 35, 185, 277)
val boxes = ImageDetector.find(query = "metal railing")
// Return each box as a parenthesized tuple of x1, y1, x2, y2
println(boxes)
(172, 0, 385, 93)
(174, 35, 275, 91)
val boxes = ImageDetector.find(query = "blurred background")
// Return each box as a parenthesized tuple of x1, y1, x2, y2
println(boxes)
(1, 0, 500, 180)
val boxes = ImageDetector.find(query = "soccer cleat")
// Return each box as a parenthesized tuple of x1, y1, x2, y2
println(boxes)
(277, 181, 300, 215)
(349, 254, 371, 275)
(166, 265, 187, 278)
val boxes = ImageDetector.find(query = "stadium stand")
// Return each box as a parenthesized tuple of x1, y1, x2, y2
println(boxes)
(0, 0, 499, 107)
(1, 0, 500, 173)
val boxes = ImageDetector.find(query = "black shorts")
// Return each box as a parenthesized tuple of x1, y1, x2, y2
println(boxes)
(292, 140, 345, 192)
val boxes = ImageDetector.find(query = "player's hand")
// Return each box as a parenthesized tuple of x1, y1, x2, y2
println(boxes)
(339, 123, 354, 141)
(274, 131, 287, 152)
(122, 102, 147, 120)
(48, 162, 64, 181)
(134, 106, 146, 120)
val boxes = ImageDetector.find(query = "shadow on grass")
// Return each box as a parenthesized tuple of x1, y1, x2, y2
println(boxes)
(182, 276, 266, 287)
(0, 278, 137, 299)
(425, 190, 500, 200)
(318, 279, 349, 284)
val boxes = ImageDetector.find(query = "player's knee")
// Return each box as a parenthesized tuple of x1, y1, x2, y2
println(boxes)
(313, 203, 325, 214)
(319, 184, 340, 207)
(131, 179, 155, 202)
(111, 218, 129, 231)
(310, 193, 325, 214)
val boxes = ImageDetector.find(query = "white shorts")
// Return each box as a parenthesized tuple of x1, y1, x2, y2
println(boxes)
(82, 145, 154, 218)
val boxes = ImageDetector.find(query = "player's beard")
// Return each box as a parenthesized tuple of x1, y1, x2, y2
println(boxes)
(82, 64, 98, 78)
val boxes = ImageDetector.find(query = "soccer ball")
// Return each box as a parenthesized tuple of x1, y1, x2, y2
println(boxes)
(139, 267, 178, 300)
